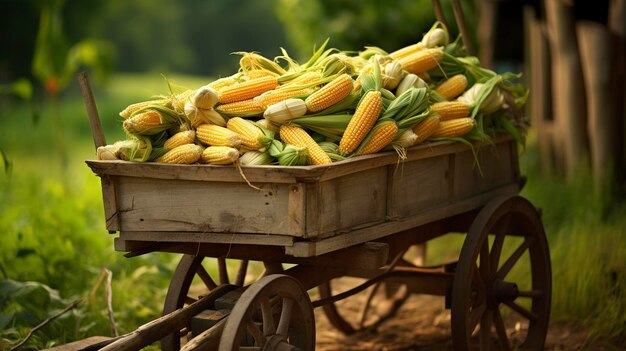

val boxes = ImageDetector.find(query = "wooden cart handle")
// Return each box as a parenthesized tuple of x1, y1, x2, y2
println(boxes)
(78, 72, 107, 150)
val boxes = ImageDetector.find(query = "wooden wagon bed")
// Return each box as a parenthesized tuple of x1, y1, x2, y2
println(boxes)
(87, 135, 521, 258)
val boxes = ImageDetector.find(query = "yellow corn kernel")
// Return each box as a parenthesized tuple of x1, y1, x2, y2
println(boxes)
(196, 124, 242, 148)
(164, 130, 196, 151)
(430, 101, 471, 121)
(244, 69, 279, 80)
(227, 117, 265, 150)
(389, 42, 425, 61)
(435, 74, 468, 100)
(119, 100, 168, 119)
(279, 125, 331, 165)
(216, 99, 265, 117)
(304, 74, 353, 113)
(431, 118, 475, 138)
(412, 114, 441, 144)
(255, 87, 314, 109)
(202, 146, 240, 165)
(123, 110, 167, 135)
(218, 76, 279, 104)
(339, 90, 383, 155)
(356, 120, 398, 155)
(207, 76, 238, 92)
(285, 71, 323, 86)
(398, 48, 443, 74)
(155, 144, 203, 164)
(172, 90, 194, 114)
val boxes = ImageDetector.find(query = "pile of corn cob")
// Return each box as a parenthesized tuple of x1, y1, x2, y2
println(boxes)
(97, 23, 528, 166)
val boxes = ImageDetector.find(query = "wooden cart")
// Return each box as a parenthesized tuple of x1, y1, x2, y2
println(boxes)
(80, 73, 551, 351)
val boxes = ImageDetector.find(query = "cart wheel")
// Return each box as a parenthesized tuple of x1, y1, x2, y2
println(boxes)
(219, 274, 315, 351)
(318, 248, 418, 335)
(451, 196, 551, 350)
(162, 255, 282, 351)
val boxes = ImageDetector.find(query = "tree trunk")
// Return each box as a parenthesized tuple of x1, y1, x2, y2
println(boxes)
(577, 21, 619, 196)
(545, 0, 589, 179)
(608, 0, 626, 189)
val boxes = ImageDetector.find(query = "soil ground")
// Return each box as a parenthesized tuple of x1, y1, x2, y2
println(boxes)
(312, 278, 616, 351)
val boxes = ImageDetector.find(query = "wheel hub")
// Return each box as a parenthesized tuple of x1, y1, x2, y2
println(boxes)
(493, 280, 519, 303)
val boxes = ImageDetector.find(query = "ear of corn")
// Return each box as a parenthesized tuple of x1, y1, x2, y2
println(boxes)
(398, 48, 444, 74)
(155, 144, 203, 164)
(389, 42, 425, 61)
(283, 71, 323, 86)
(227, 117, 271, 151)
(304, 74, 354, 113)
(215, 99, 265, 117)
(119, 99, 169, 119)
(395, 73, 427, 96)
(202, 146, 240, 165)
(196, 124, 242, 148)
(435, 74, 468, 101)
(268, 140, 310, 166)
(339, 90, 383, 155)
(243, 69, 279, 80)
(431, 117, 475, 138)
(193, 87, 219, 109)
(393, 129, 418, 148)
(172, 90, 195, 114)
(264, 98, 308, 125)
(412, 114, 441, 144)
(255, 87, 314, 109)
(279, 125, 331, 165)
(382, 61, 403, 90)
(218, 76, 279, 104)
(123, 110, 175, 135)
(184, 103, 227, 126)
(430, 101, 471, 121)
(239, 150, 274, 165)
(164, 130, 196, 151)
(207, 76, 238, 92)
(356, 120, 398, 155)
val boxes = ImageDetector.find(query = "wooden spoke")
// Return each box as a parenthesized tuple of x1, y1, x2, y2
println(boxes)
(261, 298, 276, 336)
(184, 296, 197, 305)
(493, 307, 511, 350)
(497, 237, 535, 280)
(235, 260, 249, 286)
(275, 343, 298, 351)
(276, 298, 295, 337)
(479, 309, 492, 351)
(469, 302, 487, 336)
(504, 300, 538, 321)
(197, 264, 218, 291)
(246, 319, 264, 346)
(490, 233, 505, 272)
(479, 239, 491, 280)
(218, 258, 229, 285)
(239, 347, 261, 351)
(518, 289, 544, 298)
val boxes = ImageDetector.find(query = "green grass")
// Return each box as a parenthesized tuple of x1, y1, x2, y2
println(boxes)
(1, 72, 625, 348)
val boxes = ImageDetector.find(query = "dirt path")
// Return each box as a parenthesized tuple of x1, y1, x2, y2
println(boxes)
(312, 279, 602, 351)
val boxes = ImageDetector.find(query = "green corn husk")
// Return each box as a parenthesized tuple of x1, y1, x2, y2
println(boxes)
(268, 140, 310, 166)
(97, 137, 153, 162)
(239, 150, 274, 166)
(291, 114, 353, 141)
(382, 87, 430, 123)
(318, 141, 345, 161)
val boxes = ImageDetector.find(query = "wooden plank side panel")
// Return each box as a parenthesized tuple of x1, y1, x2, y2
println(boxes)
(313, 166, 388, 239)
(115, 177, 298, 236)
(387, 155, 451, 219)
(453, 141, 515, 200)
